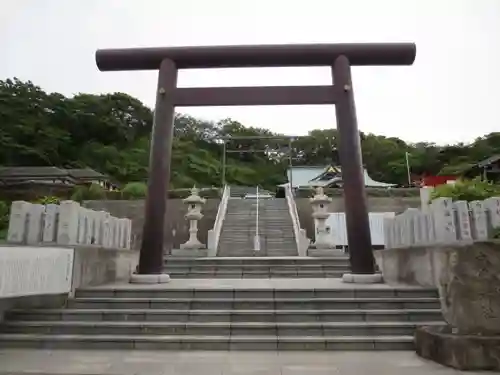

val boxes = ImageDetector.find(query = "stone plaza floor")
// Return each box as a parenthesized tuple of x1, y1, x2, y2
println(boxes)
(0, 349, 484, 374)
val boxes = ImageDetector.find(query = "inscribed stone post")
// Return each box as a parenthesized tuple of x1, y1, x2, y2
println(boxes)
(77, 207, 86, 245)
(120, 219, 128, 249)
(102, 212, 111, 248)
(7, 201, 30, 244)
(109, 216, 117, 248)
(116, 217, 122, 248)
(453, 200, 473, 241)
(484, 197, 500, 231)
(125, 219, 132, 249)
(26, 204, 45, 245)
(42, 204, 59, 243)
(423, 211, 436, 245)
(118, 218, 127, 248)
(403, 208, 418, 247)
(412, 212, 424, 246)
(430, 198, 457, 244)
(396, 216, 403, 247)
(116, 217, 123, 248)
(113, 217, 120, 248)
(57, 200, 81, 246)
(391, 216, 399, 248)
(110, 217, 118, 248)
(84, 209, 94, 245)
(94, 211, 106, 246)
(383, 217, 393, 248)
(469, 200, 489, 240)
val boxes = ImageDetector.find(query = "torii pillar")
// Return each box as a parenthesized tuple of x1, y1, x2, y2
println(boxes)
(95, 43, 416, 283)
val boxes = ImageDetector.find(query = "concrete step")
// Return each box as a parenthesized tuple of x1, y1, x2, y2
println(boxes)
(162, 271, 344, 278)
(0, 282, 443, 351)
(218, 240, 296, 244)
(74, 287, 436, 299)
(8, 308, 443, 323)
(214, 254, 300, 259)
(162, 257, 351, 266)
(162, 265, 350, 272)
(2, 320, 445, 337)
(0, 333, 418, 350)
(66, 297, 441, 310)
(219, 233, 295, 237)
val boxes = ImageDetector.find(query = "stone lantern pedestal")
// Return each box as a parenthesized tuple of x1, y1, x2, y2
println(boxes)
(172, 187, 208, 257)
(308, 187, 343, 257)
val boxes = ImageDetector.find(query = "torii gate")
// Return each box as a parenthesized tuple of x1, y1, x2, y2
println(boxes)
(95, 43, 416, 283)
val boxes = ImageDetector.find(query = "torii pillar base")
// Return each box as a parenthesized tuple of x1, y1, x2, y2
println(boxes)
(342, 273, 383, 284)
(130, 273, 171, 284)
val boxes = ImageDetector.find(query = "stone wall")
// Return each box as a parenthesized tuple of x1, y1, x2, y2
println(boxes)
(71, 246, 139, 293)
(295, 197, 421, 240)
(0, 245, 138, 324)
(83, 199, 220, 250)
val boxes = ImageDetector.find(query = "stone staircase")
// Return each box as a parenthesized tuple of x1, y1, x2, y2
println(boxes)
(0, 285, 444, 350)
(162, 257, 351, 278)
(217, 198, 298, 257)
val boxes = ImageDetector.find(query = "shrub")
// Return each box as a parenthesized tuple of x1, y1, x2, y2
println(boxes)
(71, 183, 106, 202)
(91, 187, 222, 201)
(294, 187, 420, 198)
(35, 196, 61, 205)
(430, 178, 500, 202)
(167, 188, 221, 199)
(121, 182, 148, 200)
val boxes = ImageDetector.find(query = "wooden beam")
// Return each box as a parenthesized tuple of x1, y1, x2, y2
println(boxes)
(96, 43, 416, 71)
(173, 85, 338, 107)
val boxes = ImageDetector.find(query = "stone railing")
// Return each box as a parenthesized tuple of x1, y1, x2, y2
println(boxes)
(383, 197, 500, 248)
(207, 185, 230, 256)
(284, 183, 310, 256)
(7, 200, 132, 249)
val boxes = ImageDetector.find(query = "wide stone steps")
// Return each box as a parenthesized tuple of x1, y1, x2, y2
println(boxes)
(215, 251, 303, 258)
(2, 321, 444, 337)
(163, 271, 346, 279)
(213, 253, 302, 260)
(163, 257, 349, 277)
(219, 196, 297, 257)
(162, 268, 347, 278)
(218, 241, 296, 245)
(162, 257, 350, 266)
(0, 286, 443, 350)
(0, 333, 419, 350)
(65, 297, 441, 310)
(163, 265, 349, 272)
(163, 264, 349, 271)
(7, 309, 443, 323)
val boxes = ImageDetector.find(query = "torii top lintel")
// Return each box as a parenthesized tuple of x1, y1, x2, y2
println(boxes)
(95, 43, 416, 71)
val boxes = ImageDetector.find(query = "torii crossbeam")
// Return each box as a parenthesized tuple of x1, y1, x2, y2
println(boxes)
(95, 43, 416, 283)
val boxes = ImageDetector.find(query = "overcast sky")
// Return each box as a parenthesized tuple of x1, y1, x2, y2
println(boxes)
(1, 0, 499, 145)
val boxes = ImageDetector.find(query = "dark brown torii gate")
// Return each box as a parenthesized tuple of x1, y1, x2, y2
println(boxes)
(95, 43, 416, 280)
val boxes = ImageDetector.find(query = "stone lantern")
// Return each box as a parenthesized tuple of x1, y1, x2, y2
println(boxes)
(310, 187, 335, 249)
(180, 186, 206, 249)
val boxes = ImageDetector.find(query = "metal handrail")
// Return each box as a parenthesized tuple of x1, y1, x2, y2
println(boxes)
(253, 186, 260, 252)
(207, 185, 230, 255)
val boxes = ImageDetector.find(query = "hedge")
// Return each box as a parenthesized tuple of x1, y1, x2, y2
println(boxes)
(294, 187, 420, 198)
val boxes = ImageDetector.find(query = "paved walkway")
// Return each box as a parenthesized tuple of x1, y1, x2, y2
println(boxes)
(0, 349, 481, 374)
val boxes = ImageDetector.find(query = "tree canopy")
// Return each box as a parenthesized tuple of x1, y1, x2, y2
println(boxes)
(1, 78, 499, 190)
